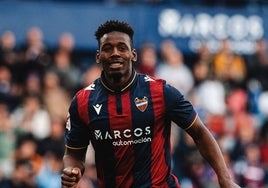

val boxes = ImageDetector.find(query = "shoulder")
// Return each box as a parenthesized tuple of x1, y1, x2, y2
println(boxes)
(75, 79, 101, 98)
(70, 79, 101, 108)
(136, 72, 183, 95)
(136, 73, 166, 85)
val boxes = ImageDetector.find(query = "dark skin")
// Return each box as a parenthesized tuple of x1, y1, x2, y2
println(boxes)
(96, 31, 137, 89)
(61, 31, 240, 188)
(61, 31, 137, 188)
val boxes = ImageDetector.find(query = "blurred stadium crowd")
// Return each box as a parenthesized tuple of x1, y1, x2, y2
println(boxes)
(0, 1, 268, 188)
(3, 0, 268, 6)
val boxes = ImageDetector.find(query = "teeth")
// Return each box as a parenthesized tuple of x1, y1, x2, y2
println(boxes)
(110, 63, 121, 68)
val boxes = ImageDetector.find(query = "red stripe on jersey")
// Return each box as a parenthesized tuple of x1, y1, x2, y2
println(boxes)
(77, 89, 90, 125)
(149, 80, 172, 188)
(108, 91, 134, 187)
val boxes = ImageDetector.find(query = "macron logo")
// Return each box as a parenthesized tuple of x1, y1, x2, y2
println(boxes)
(93, 104, 102, 115)
(85, 83, 95, 90)
(144, 75, 155, 82)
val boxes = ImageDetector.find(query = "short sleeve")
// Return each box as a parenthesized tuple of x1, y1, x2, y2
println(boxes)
(164, 83, 197, 130)
(65, 94, 90, 149)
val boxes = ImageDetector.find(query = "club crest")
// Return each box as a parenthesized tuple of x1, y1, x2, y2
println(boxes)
(134, 96, 148, 112)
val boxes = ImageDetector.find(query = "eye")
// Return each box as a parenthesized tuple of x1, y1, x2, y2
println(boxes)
(102, 45, 112, 52)
(118, 45, 128, 52)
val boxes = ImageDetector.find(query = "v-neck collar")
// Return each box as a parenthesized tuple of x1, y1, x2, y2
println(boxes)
(100, 69, 137, 93)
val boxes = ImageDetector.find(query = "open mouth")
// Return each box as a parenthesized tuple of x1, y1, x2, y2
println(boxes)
(109, 62, 122, 69)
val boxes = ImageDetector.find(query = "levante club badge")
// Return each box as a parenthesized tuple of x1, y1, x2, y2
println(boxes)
(135, 96, 148, 112)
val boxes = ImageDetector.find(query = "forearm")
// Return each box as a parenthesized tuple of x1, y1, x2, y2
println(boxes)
(186, 120, 232, 181)
(194, 129, 231, 181)
(63, 147, 87, 174)
(63, 154, 85, 174)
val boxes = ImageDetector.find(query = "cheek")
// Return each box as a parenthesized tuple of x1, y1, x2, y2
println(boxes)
(98, 54, 105, 62)
(126, 53, 135, 63)
(98, 51, 110, 59)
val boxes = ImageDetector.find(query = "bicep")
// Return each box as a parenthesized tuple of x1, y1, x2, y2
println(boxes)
(185, 116, 219, 153)
(185, 116, 212, 142)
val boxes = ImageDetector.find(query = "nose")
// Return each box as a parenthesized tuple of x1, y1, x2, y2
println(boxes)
(111, 47, 120, 56)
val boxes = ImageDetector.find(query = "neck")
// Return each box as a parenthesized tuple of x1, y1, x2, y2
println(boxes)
(101, 69, 136, 93)
(109, 73, 125, 89)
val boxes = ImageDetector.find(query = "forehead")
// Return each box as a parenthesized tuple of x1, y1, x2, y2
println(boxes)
(100, 31, 131, 46)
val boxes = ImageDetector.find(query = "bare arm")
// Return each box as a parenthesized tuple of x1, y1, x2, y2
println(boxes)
(186, 116, 240, 188)
(61, 146, 88, 188)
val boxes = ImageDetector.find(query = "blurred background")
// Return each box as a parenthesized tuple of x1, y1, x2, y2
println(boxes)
(0, 0, 268, 187)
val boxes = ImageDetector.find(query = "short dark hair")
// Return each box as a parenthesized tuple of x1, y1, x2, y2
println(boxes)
(95, 20, 134, 48)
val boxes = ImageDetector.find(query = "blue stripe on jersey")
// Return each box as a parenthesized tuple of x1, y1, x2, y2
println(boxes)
(88, 80, 117, 188)
(130, 76, 154, 187)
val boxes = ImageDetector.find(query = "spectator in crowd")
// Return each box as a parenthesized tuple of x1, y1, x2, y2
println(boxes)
(80, 64, 102, 88)
(0, 31, 21, 99)
(191, 74, 226, 118)
(257, 91, 268, 123)
(233, 143, 265, 187)
(0, 66, 15, 107)
(0, 159, 38, 188)
(18, 26, 51, 84)
(0, 30, 19, 67)
(47, 32, 82, 95)
(0, 31, 25, 103)
(136, 42, 158, 76)
(259, 120, 268, 185)
(192, 42, 214, 87)
(212, 39, 247, 91)
(24, 72, 42, 96)
(11, 92, 51, 140)
(246, 37, 266, 122)
(35, 144, 64, 188)
(49, 48, 81, 95)
(190, 42, 226, 123)
(172, 131, 201, 187)
(55, 32, 81, 65)
(231, 114, 258, 161)
(13, 134, 43, 179)
(208, 88, 256, 144)
(20, 26, 50, 66)
(56, 32, 75, 54)
(225, 89, 259, 161)
(36, 116, 65, 188)
(42, 70, 71, 121)
(0, 101, 15, 177)
(246, 38, 268, 91)
(39, 116, 65, 157)
(156, 39, 194, 97)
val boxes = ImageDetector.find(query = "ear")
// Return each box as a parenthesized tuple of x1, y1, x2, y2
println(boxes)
(131, 49, 137, 62)
(96, 50, 100, 64)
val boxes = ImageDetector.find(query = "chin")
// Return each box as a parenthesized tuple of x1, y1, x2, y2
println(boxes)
(111, 72, 123, 79)
(108, 69, 123, 76)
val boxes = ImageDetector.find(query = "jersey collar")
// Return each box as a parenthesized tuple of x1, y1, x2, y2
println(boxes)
(100, 69, 137, 93)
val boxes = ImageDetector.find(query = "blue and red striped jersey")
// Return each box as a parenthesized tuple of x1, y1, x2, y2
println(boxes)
(65, 70, 197, 188)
